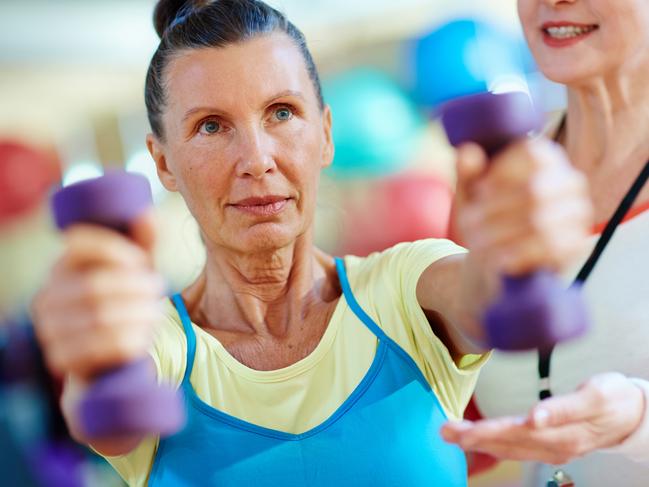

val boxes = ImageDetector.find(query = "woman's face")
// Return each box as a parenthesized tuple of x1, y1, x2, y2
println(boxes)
(149, 34, 333, 254)
(518, 0, 649, 85)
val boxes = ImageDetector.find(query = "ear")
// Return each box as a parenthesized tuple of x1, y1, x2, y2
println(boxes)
(320, 105, 334, 169)
(146, 133, 178, 192)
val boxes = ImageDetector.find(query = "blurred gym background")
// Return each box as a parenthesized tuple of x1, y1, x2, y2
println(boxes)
(0, 0, 567, 485)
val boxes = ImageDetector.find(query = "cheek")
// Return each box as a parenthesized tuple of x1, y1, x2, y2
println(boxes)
(614, 21, 649, 58)
(278, 123, 325, 198)
(517, 0, 536, 37)
(517, 1, 544, 59)
(594, 1, 649, 58)
(172, 146, 230, 217)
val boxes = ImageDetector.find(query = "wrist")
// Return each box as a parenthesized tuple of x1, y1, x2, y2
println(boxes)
(620, 380, 646, 444)
(61, 374, 92, 442)
(604, 378, 649, 462)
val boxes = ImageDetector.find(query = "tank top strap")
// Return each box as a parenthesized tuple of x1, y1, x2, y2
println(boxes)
(335, 257, 388, 342)
(171, 293, 197, 384)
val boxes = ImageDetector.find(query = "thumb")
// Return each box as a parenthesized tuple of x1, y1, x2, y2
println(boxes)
(455, 143, 489, 200)
(129, 209, 158, 256)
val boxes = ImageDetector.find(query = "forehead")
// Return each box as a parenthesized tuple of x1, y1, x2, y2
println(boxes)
(165, 33, 314, 112)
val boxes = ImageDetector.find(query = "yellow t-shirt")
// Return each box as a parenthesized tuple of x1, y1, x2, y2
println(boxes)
(104, 239, 488, 486)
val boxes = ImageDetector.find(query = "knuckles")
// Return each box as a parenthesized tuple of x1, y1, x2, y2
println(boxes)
(455, 135, 592, 272)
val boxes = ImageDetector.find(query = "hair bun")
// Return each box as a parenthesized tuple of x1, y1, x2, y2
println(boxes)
(153, 0, 201, 38)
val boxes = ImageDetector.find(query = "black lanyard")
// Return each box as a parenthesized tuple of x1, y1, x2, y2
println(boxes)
(537, 120, 649, 400)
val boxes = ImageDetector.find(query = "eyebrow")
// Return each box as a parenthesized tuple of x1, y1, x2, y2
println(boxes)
(181, 90, 306, 122)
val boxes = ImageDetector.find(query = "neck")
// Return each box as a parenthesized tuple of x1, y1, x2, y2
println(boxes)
(564, 59, 649, 171)
(183, 229, 337, 337)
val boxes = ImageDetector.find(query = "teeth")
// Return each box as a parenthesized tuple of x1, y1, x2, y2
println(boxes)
(546, 25, 596, 39)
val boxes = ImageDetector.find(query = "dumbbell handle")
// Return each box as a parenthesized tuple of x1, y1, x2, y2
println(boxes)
(51, 171, 184, 438)
(440, 91, 589, 350)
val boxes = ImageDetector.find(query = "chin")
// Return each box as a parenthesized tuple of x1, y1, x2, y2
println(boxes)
(235, 223, 303, 253)
(537, 58, 606, 87)
(530, 41, 614, 87)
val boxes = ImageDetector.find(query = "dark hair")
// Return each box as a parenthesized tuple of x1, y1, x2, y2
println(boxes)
(145, 0, 324, 140)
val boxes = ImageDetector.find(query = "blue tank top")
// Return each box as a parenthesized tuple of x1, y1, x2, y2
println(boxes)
(148, 258, 467, 486)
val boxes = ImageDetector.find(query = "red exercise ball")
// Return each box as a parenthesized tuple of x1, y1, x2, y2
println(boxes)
(339, 174, 453, 257)
(0, 141, 60, 226)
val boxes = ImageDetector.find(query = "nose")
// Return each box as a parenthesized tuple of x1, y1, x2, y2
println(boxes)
(234, 127, 276, 179)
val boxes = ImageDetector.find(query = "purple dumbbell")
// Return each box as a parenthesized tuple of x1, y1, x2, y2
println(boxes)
(440, 91, 589, 350)
(51, 171, 185, 438)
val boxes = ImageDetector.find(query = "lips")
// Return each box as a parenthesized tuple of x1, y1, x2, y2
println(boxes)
(541, 21, 598, 48)
(230, 195, 291, 217)
(234, 195, 287, 206)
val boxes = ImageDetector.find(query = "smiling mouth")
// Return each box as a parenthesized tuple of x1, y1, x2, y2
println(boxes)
(543, 24, 598, 40)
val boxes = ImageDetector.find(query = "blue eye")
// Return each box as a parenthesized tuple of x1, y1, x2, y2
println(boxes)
(200, 120, 221, 134)
(274, 107, 293, 121)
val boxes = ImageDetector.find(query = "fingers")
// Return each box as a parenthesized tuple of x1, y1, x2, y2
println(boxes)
(38, 299, 161, 377)
(488, 220, 590, 275)
(455, 143, 489, 203)
(442, 417, 526, 445)
(441, 418, 592, 465)
(529, 388, 601, 429)
(129, 210, 158, 254)
(453, 136, 593, 274)
(55, 224, 152, 274)
(530, 373, 632, 429)
(36, 268, 164, 314)
(488, 138, 566, 184)
(458, 204, 591, 274)
(34, 270, 164, 343)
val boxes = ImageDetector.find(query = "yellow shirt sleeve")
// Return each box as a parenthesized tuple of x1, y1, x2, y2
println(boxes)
(347, 238, 490, 421)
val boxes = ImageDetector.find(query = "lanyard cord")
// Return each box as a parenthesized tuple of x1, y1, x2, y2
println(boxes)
(537, 118, 649, 400)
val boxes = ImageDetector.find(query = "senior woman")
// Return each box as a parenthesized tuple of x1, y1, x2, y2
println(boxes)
(443, 0, 649, 485)
(32, 1, 591, 486)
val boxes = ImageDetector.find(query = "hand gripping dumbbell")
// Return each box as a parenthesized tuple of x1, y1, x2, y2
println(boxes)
(440, 91, 589, 350)
(51, 171, 185, 438)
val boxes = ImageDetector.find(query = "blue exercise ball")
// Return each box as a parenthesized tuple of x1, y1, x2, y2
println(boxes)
(323, 68, 424, 179)
(410, 19, 523, 109)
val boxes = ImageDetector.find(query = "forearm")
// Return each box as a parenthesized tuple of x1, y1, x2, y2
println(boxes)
(418, 253, 499, 355)
(454, 252, 501, 348)
(61, 374, 145, 457)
